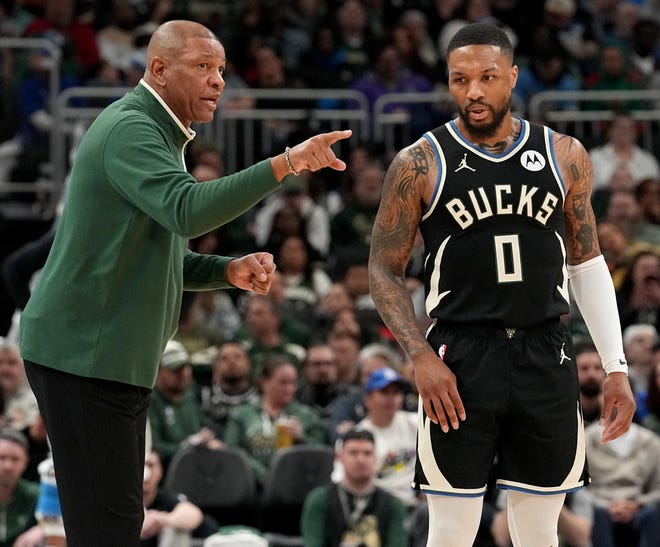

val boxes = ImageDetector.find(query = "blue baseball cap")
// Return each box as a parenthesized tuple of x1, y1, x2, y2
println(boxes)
(364, 367, 409, 394)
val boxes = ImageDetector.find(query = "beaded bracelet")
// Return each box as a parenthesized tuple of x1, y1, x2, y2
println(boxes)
(284, 146, 301, 176)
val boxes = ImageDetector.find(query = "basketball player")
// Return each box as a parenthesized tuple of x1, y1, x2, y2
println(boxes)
(368, 23, 636, 547)
(19, 20, 350, 547)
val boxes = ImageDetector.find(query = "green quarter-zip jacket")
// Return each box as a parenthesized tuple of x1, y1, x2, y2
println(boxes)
(20, 80, 280, 388)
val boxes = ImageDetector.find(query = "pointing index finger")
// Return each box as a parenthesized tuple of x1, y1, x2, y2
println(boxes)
(324, 129, 352, 145)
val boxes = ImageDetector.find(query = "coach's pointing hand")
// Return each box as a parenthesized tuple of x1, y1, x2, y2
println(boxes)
(271, 129, 352, 181)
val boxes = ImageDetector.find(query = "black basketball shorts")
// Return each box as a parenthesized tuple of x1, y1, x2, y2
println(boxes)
(412, 320, 589, 497)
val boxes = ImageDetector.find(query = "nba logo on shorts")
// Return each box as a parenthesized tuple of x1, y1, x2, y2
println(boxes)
(438, 344, 447, 360)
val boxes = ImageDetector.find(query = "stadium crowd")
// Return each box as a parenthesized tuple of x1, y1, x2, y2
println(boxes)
(2, 0, 660, 545)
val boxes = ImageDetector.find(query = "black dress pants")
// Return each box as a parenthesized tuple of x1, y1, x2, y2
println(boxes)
(25, 360, 151, 547)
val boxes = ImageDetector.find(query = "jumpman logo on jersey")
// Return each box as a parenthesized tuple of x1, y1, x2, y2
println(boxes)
(454, 153, 476, 173)
(559, 343, 571, 365)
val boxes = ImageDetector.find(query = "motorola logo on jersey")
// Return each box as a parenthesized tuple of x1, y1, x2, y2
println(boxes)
(520, 150, 546, 172)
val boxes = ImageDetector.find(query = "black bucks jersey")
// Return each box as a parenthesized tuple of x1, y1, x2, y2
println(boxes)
(420, 119, 570, 328)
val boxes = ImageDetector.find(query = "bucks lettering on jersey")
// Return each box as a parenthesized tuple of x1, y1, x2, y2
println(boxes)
(420, 119, 570, 328)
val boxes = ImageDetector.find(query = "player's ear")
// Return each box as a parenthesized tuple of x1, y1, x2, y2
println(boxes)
(510, 64, 518, 90)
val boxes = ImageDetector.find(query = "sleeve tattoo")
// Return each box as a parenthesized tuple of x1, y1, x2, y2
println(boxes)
(369, 141, 432, 356)
(554, 134, 600, 263)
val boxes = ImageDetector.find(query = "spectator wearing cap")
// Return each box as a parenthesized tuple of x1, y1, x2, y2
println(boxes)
(332, 367, 419, 508)
(148, 341, 222, 471)
(0, 428, 43, 547)
(327, 343, 413, 444)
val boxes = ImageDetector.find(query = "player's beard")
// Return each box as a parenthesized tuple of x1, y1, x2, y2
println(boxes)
(458, 95, 511, 140)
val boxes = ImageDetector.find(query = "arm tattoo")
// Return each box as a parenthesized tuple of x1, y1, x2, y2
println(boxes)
(410, 144, 429, 176)
(370, 150, 421, 259)
(369, 142, 434, 357)
(569, 163, 579, 183)
(554, 133, 599, 262)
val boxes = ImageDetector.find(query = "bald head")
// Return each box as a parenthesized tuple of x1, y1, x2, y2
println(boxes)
(145, 20, 220, 69)
(141, 20, 226, 128)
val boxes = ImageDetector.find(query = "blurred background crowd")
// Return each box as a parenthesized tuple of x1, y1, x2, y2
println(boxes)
(2, 0, 660, 546)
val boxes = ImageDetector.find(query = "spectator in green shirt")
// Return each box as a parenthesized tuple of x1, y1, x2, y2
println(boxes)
(224, 354, 325, 485)
(0, 428, 42, 547)
(149, 340, 223, 472)
(301, 428, 407, 547)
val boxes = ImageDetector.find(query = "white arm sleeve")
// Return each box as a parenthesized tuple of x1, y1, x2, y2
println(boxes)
(568, 255, 628, 375)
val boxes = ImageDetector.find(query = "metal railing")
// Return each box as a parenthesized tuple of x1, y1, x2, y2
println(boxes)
(528, 89, 660, 150)
(8, 81, 660, 220)
(203, 88, 370, 173)
(372, 91, 526, 153)
(0, 38, 61, 219)
(373, 91, 456, 152)
(48, 86, 372, 212)
(52, 86, 370, 193)
(53, 86, 132, 192)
